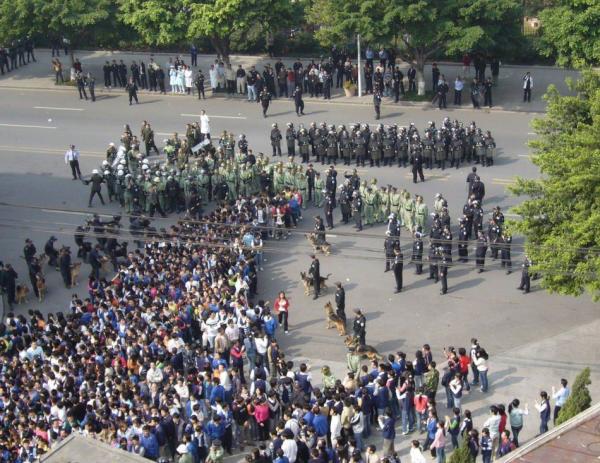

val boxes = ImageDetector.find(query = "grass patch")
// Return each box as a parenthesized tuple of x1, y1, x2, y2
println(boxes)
(402, 91, 435, 102)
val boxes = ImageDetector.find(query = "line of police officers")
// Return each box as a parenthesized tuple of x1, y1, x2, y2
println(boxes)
(0, 38, 36, 75)
(270, 117, 497, 173)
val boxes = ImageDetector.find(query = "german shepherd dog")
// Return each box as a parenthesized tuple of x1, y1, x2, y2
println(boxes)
(344, 335, 383, 361)
(305, 233, 332, 256)
(300, 271, 331, 296)
(324, 301, 346, 335)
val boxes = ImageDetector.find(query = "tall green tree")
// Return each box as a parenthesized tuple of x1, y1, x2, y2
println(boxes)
(556, 367, 592, 425)
(509, 70, 600, 299)
(307, 0, 523, 93)
(537, 0, 600, 67)
(119, 0, 188, 47)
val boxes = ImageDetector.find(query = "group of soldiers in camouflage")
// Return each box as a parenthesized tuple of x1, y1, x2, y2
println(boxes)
(270, 117, 497, 169)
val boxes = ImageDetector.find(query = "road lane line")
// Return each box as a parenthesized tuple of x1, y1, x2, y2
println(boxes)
(0, 146, 103, 158)
(0, 123, 56, 129)
(180, 113, 247, 120)
(34, 106, 84, 111)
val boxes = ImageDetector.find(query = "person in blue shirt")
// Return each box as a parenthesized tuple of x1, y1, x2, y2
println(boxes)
(374, 379, 390, 417)
(312, 406, 329, 437)
(379, 407, 396, 457)
(140, 425, 159, 460)
(206, 415, 225, 446)
(209, 377, 225, 405)
(552, 378, 570, 424)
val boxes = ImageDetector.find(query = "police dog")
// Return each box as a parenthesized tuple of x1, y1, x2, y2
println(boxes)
(35, 274, 47, 302)
(16, 284, 30, 304)
(324, 301, 346, 336)
(300, 271, 331, 296)
(344, 335, 382, 361)
(70, 262, 82, 287)
(305, 233, 332, 256)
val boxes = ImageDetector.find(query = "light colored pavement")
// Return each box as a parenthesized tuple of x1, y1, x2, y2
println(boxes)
(0, 61, 596, 460)
(0, 49, 582, 112)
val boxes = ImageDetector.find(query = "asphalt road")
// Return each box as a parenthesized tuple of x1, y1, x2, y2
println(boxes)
(0, 85, 596, 459)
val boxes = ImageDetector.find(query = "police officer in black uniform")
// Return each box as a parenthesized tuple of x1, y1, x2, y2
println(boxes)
(324, 193, 335, 229)
(458, 218, 469, 262)
(335, 282, 346, 323)
(259, 88, 271, 117)
(384, 233, 396, 272)
(411, 147, 425, 183)
(352, 309, 366, 346)
(339, 182, 351, 224)
(412, 228, 424, 274)
(439, 254, 450, 295)
(392, 247, 404, 293)
(373, 90, 382, 120)
(285, 123, 296, 157)
(500, 230, 512, 274)
(352, 191, 363, 231)
(518, 255, 532, 293)
(428, 239, 439, 282)
(309, 254, 321, 300)
(475, 230, 488, 273)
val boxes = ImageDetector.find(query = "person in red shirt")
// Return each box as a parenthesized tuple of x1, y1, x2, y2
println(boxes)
(498, 403, 508, 435)
(274, 291, 290, 334)
(458, 347, 471, 391)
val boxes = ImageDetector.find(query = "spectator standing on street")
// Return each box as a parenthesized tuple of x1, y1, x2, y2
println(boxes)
(52, 58, 64, 84)
(200, 110, 211, 141)
(75, 71, 88, 100)
(87, 72, 96, 102)
(508, 399, 528, 447)
(523, 71, 533, 102)
(190, 44, 198, 66)
(274, 291, 290, 334)
(535, 391, 551, 435)
(236, 65, 246, 94)
(65, 144, 82, 180)
(483, 77, 493, 108)
(552, 379, 570, 424)
(454, 76, 463, 105)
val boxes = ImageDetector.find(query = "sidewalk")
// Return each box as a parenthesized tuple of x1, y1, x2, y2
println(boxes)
(0, 49, 581, 113)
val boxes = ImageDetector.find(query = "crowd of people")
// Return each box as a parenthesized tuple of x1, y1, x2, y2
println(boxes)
(53, 45, 511, 110)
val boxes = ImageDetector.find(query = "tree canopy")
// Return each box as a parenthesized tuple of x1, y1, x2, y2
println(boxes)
(307, 0, 523, 77)
(509, 70, 600, 299)
(537, 0, 600, 67)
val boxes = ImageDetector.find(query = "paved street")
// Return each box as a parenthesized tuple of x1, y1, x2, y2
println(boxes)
(0, 60, 597, 460)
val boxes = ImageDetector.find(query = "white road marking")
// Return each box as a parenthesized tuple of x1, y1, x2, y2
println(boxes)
(34, 106, 84, 111)
(0, 123, 56, 129)
(518, 154, 530, 158)
(527, 132, 536, 135)
(180, 113, 247, 120)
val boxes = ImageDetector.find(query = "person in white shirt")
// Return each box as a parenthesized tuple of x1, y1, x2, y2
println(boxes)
(454, 76, 464, 105)
(200, 109, 211, 141)
(64, 144, 82, 180)
(281, 431, 297, 463)
(409, 439, 427, 463)
(552, 378, 570, 424)
(483, 405, 501, 456)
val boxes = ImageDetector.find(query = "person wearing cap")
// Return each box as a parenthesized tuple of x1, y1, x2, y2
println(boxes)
(64, 144, 82, 180)
(412, 228, 424, 275)
(352, 309, 366, 346)
(85, 168, 105, 207)
(270, 123, 282, 156)
(415, 195, 428, 232)
(392, 247, 404, 293)
(43, 236, 59, 269)
(285, 122, 296, 157)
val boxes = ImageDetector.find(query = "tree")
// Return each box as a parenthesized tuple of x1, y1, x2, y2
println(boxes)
(537, 0, 600, 67)
(556, 367, 592, 425)
(448, 438, 473, 463)
(508, 70, 600, 299)
(307, 0, 523, 93)
(186, 0, 294, 63)
(119, 0, 188, 47)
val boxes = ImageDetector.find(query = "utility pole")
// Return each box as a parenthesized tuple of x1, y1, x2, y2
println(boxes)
(357, 34, 362, 97)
